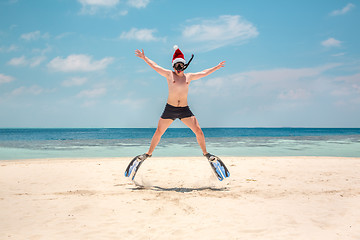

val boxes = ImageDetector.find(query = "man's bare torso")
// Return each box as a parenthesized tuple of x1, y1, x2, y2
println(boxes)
(166, 71, 190, 107)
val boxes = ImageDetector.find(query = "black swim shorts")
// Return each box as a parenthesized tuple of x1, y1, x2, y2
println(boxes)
(160, 103, 194, 120)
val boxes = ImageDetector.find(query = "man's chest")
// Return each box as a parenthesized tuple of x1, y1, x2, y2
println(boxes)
(169, 79, 188, 92)
(168, 74, 189, 92)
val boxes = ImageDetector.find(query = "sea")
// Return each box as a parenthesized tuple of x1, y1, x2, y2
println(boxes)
(0, 128, 360, 160)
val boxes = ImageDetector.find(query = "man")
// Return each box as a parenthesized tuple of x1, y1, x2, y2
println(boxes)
(125, 46, 230, 181)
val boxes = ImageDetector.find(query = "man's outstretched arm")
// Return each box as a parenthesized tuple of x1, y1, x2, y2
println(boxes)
(188, 61, 225, 81)
(135, 49, 171, 78)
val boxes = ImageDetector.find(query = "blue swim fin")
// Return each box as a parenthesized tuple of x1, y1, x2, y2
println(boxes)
(205, 153, 230, 181)
(125, 154, 151, 180)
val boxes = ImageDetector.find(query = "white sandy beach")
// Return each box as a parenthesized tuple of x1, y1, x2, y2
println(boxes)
(1, 156, 360, 240)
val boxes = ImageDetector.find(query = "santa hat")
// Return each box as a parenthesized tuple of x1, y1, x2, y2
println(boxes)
(172, 45, 186, 67)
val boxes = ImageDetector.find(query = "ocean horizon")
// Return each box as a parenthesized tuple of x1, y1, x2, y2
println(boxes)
(1, 128, 360, 160)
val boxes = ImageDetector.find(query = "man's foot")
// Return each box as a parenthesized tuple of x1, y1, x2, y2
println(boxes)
(204, 153, 217, 161)
(204, 153, 230, 181)
(125, 153, 151, 180)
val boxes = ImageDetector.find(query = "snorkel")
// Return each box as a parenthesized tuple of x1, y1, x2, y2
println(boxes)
(174, 54, 194, 72)
(183, 54, 194, 71)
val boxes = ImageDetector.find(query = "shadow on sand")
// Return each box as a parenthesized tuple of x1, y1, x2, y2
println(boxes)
(130, 185, 228, 193)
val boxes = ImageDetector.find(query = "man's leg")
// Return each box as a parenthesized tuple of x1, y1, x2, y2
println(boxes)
(181, 116, 208, 155)
(147, 118, 173, 156)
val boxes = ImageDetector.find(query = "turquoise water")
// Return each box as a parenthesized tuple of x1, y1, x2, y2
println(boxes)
(0, 128, 359, 160)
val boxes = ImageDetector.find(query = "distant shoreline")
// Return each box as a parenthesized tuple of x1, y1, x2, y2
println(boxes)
(1, 127, 360, 129)
(1, 128, 360, 160)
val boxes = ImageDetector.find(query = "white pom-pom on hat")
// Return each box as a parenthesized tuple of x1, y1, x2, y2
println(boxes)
(173, 45, 179, 50)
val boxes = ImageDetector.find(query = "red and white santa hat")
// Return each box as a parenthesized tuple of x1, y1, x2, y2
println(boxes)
(172, 45, 186, 67)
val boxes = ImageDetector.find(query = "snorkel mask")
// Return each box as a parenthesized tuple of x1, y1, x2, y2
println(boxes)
(174, 54, 194, 72)
(172, 45, 194, 72)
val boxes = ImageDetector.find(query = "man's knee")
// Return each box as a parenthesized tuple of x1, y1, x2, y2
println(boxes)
(194, 127, 204, 137)
(155, 128, 166, 136)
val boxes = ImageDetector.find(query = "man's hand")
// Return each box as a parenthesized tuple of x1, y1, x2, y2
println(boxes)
(135, 49, 145, 60)
(134, 49, 171, 77)
(216, 61, 226, 69)
(188, 61, 226, 82)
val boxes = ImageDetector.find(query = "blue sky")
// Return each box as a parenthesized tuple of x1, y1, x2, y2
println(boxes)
(0, 0, 359, 128)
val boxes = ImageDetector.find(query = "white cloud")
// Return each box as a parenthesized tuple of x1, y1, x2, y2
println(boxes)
(113, 97, 147, 109)
(78, 0, 148, 14)
(190, 63, 341, 100)
(7, 55, 46, 67)
(78, 0, 119, 7)
(330, 3, 355, 16)
(120, 28, 162, 42)
(78, 0, 125, 15)
(332, 52, 345, 57)
(332, 73, 360, 96)
(81, 100, 98, 107)
(0, 44, 18, 52)
(0, 74, 15, 84)
(321, 38, 342, 47)
(11, 86, 44, 96)
(77, 87, 107, 98)
(48, 54, 114, 72)
(353, 84, 360, 94)
(119, 10, 128, 16)
(62, 77, 88, 87)
(32, 45, 52, 55)
(30, 56, 47, 67)
(331, 87, 352, 97)
(8, 56, 27, 66)
(21, 31, 40, 41)
(127, 0, 150, 8)
(182, 15, 258, 51)
(334, 73, 360, 83)
(21, 31, 49, 41)
(278, 89, 311, 100)
(187, 63, 359, 126)
(55, 32, 74, 40)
